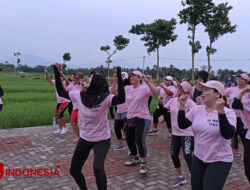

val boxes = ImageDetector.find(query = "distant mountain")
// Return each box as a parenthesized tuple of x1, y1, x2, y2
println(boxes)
(3, 53, 52, 66)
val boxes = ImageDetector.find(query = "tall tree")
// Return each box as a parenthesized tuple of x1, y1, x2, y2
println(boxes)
(202, 2, 236, 77)
(178, 0, 214, 80)
(129, 19, 177, 78)
(100, 35, 129, 77)
(62, 52, 71, 70)
(13, 52, 21, 69)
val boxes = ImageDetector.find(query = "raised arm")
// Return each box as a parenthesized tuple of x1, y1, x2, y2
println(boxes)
(145, 76, 158, 96)
(54, 64, 70, 100)
(177, 94, 192, 129)
(44, 70, 53, 84)
(216, 98, 235, 139)
(111, 67, 125, 106)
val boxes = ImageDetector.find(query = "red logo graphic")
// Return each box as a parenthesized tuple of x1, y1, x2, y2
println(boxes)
(0, 163, 4, 179)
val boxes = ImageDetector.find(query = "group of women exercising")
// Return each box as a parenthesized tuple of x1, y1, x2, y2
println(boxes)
(47, 63, 250, 190)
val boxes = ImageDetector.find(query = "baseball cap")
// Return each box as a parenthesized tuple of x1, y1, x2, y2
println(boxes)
(180, 81, 193, 93)
(128, 71, 142, 78)
(165, 76, 173, 81)
(200, 80, 225, 96)
(237, 73, 249, 82)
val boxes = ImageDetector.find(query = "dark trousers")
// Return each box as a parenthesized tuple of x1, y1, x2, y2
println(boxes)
(170, 135, 194, 172)
(126, 119, 150, 158)
(191, 156, 232, 190)
(114, 119, 126, 140)
(70, 138, 110, 190)
(68, 102, 73, 116)
(244, 138, 250, 183)
(233, 117, 247, 149)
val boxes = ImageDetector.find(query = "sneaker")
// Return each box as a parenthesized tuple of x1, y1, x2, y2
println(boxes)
(60, 127, 68, 135)
(113, 145, 126, 151)
(148, 129, 159, 136)
(171, 176, 187, 187)
(140, 160, 147, 174)
(54, 129, 62, 134)
(234, 153, 240, 157)
(127, 149, 131, 156)
(168, 133, 172, 139)
(124, 156, 140, 166)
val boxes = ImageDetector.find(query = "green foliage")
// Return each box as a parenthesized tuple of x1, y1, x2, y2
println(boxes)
(100, 35, 130, 77)
(129, 19, 177, 55)
(129, 19, 177, 78)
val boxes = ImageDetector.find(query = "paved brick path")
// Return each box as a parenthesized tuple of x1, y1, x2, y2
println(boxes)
(0, 120, 249, 190)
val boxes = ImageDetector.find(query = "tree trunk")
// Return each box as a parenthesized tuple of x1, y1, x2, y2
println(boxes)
(156, 48, 159, 78)
(191, 29, 195, 81)
(107, 59, 110, 78)
(207, 42, 212, 79)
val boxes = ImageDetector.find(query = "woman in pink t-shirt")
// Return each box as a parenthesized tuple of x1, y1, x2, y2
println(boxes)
(178, 80, 236, 190)
(53, 64, 125, 190)
(124, 71, 158, 174)
(149, 75, 177, 136)
(66, 72, 84, 143)
(44, 69, 70, 135)
(165, 81, 196, 187)
(232, 85, 250, 188)
(225, 73, 249, 157)
(111, 72, 130, 151)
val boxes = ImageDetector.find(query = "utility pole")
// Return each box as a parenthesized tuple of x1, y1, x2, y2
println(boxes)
(142, 56, 145, 74)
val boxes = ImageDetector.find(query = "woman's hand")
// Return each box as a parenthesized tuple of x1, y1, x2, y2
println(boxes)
(178, 94, 189, 110)
(216, 98, 225, 113)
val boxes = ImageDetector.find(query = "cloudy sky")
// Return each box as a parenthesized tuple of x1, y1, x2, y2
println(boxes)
(1, 0, 250, 72)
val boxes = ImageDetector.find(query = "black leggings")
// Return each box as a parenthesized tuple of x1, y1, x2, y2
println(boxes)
(0, 104, 2, 112)
(170, 135, 194, 172)
(191, 156, 232, 190)
(70, 138, 110, 190)
(126, 118, 150, 158)
(114, 119, 125, 140)
(244, 138, 250, 183)
(233, 117, 247, 149)
(109, 106, 117, 119)
(153, 104, 167, 124)
(68, 102, 73, 116)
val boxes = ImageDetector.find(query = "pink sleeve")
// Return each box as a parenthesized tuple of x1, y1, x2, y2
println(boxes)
(185, 106, 196, 122)
(106, 94, 115, 107)
(156, 86, 161, 92)
(242, 93, 250, 112)
(69, 91, 80, 105)
(165, 99, 172, 109)
(51, 80, 55, 85)
(224, 88, 230, 97)
(189, 99, 196, 110)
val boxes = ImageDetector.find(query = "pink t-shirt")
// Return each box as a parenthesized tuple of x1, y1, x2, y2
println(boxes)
(69, 91, 114, 142)
(156, 85, 177, 105)
(111, 84, 128, 114)
(225, 87, 244, 117)
(66, 83, 82, 110)
(125, 85, 152, 120)
(186, 105, 236, 163)
(165, 97, 196, 136)
(51, 80, 70, 104)
(240, 92, 250, 140)
(0, 97, 2, 104)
